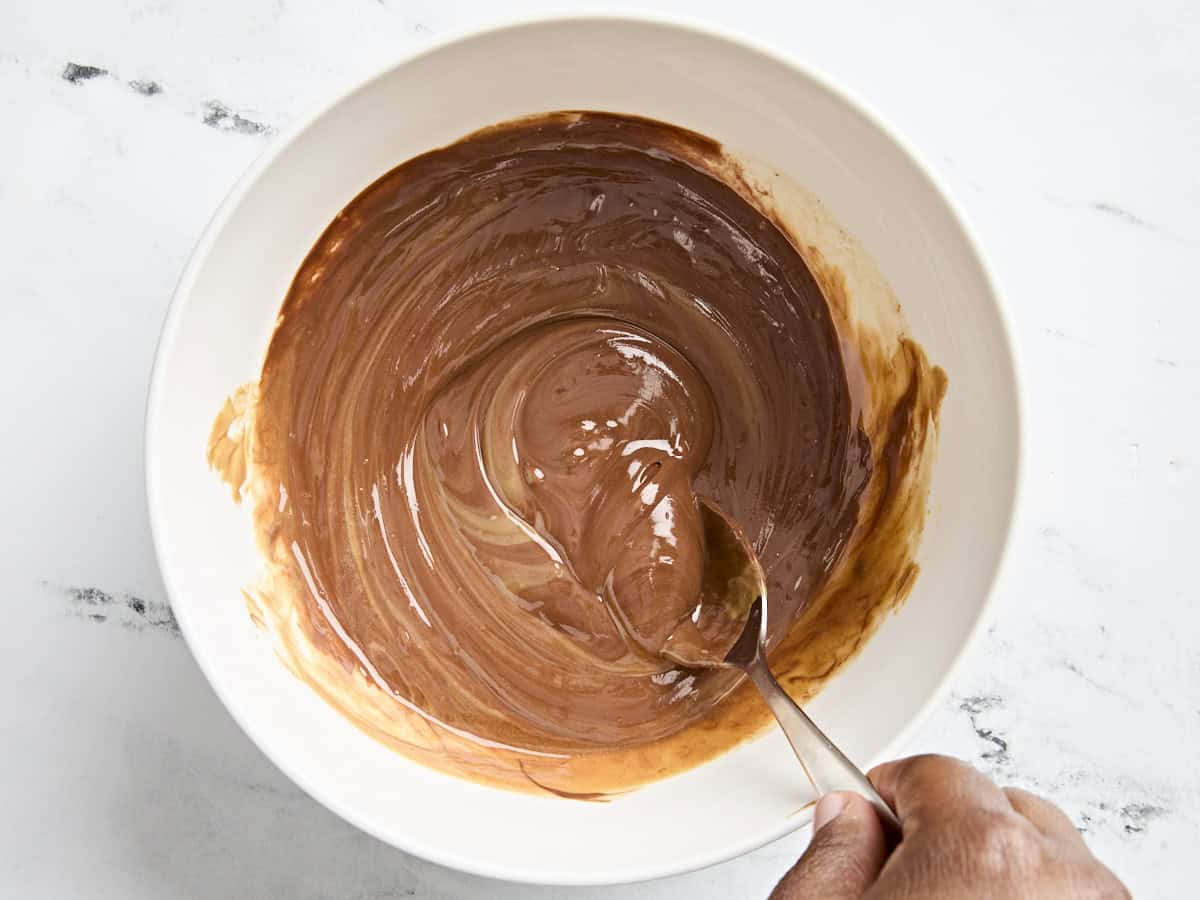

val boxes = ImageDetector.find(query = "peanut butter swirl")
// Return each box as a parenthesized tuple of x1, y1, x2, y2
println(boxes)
(210, 112, 945, 795)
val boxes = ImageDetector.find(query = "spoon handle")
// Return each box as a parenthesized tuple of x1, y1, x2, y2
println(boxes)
(744, 655, 902, 836)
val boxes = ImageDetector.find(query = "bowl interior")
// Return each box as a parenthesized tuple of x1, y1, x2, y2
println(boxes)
(147, 16, 1020, 885)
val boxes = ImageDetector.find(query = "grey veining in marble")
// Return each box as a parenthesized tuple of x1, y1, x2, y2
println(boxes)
(2, 1, 1197, 897)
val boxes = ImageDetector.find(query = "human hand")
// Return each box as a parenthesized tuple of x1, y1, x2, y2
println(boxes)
(770, 754, 1130, 899)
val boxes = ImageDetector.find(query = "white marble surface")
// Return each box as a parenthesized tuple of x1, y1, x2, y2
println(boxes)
(2, 1, 1197, 896)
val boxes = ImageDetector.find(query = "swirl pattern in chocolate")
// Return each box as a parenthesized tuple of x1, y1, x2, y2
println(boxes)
(211, 112, 946, 794)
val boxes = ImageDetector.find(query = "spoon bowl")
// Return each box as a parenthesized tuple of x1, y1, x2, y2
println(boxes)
(662, 502, 765, 668)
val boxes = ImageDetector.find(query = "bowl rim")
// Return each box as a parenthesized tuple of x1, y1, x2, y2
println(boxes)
(144, 8, 1027, 886)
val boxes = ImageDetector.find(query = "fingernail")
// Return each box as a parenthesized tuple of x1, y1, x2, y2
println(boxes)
(813, 793, 847, 832)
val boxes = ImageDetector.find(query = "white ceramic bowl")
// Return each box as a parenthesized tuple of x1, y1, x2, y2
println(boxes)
(146, 13, 1022, 886)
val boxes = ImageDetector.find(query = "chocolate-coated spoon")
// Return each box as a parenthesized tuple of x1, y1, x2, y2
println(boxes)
(664, 502, 901, 833)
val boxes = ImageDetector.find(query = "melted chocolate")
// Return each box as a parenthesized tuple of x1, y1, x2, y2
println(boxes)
(211, 112, 945, 794)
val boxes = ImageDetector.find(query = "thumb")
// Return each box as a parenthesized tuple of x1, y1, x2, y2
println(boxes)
(770, 793, 890, 900)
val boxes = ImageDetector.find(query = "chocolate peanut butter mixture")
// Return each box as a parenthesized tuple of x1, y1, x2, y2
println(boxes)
(211, 112, 945, 795)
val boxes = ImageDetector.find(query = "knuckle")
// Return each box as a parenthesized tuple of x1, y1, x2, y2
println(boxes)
(1086, 869, 1133, 899)
(963, 811, 1044, 874)
(887, 753, 955, 790)
(1054, 867, 1133, 900)
(900, 753, 955, 778)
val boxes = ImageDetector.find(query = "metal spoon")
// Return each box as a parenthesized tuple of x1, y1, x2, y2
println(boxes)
(664, 502, 901, 833)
